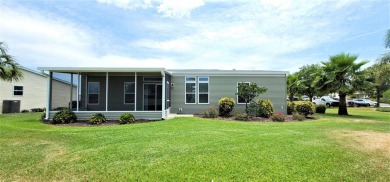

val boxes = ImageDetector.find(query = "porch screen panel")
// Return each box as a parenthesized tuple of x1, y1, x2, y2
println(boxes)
(124, 82, 135, 104)
(88, 82, 100, 104)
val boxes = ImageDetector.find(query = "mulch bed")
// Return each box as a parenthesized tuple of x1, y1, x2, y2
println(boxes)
(194, 114, 318, 122)
(41, 119, 158, 127)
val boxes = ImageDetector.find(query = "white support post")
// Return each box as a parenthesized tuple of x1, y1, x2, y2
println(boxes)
(45, 72, 52, 120)
(162, 71, 166, 119)
(76, 73, 80, 111)
(70, 73, 73, 110)
(106, 72, 108, 111)
(134, 72, 137, 111)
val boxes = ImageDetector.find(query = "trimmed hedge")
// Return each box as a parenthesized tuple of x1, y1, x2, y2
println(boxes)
(218, 97, 235, 117)
(256, 99, 274, 118)
(204, 107, 218, 118)
(287, 102, 295, 115)
(234, 112, 249, 121)
(294, 101, 314, 117)
(118, 113, 135, 124)
(53, 109, 77, 124)
(315, 105, 326, 114)
(89, 113, 107, 125)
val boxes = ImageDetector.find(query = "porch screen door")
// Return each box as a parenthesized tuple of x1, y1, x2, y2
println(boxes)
(144, 84, 162, 111)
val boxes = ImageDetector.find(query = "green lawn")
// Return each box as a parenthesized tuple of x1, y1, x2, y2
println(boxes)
(0, 108, 389, 181)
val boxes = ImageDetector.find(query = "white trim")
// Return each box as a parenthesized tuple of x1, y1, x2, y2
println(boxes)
(162, 74, 166, 119)
(185, 76, 196, 104)
(135, 72, 137, 111)
(237, 82, 250, 104)
(87, 82, 100, 105)
(197, 76, 209, 104)
(70, 73, 73, 109)
(106, 72, 108, 111)
(124, 82, 135, 104)
(45, 73, 51, 119)
(76, 73, 80, 111)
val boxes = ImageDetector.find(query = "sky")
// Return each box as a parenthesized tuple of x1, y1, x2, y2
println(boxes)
(0, 0, 389, 73)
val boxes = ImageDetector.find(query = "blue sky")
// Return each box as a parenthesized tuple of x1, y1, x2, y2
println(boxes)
(0, 0, 389, 73)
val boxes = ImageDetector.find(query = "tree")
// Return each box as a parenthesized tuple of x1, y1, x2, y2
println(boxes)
(236, 82, 267, 114)
(385, 29, 390, 49)
(0, 42, 23, 82)
(366, 54, 390, 107)
(313, 53, 367, 115)
(287, 73, 301, 102)
(296, 64, 321, 102)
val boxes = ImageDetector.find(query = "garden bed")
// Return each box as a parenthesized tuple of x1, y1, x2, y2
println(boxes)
(194, 114, 318, 122)
(41, 119, 158, 126)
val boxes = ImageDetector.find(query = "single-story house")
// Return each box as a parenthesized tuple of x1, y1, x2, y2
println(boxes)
(37, 67, 288, 120)
(0, 67, 77, 113)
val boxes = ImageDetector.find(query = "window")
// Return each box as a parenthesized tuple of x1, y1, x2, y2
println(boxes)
(88, 82, 99, 104)
(13, 86, 23, 96)
(198, 77, 209, 104)
(237, 82, 250, 104)
(185, 77, 196, 104)
(124, 82, 135, 104)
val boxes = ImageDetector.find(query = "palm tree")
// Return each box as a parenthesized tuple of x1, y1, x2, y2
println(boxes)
(313, 53, 367, 115)
(287, 73, 300, 102)
(0, 42, 23, 82)
(367, 54, 390, 107)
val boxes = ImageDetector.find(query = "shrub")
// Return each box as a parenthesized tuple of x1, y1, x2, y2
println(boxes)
(53, 107, 68, 111)
(287, 102, 295, 115)
(315, 105, 326, 114)
(52, 109, 77, 124)
(30, 108, 44, 112)
(40, 111, 46, 120)
(21, 109, 29, 113)
(89, 113, 107, 125)
(294, 101, 314, 117)
(218, 97, 235, 117)
(292, 112, 305, 121)
(204, 107, 218, 118)
(234, 111, 249, 121)
(271, 112, 285, 122)
(118, 113, 135, 124)
(376, 107, 390, 112)
(256, 99, 274, 118)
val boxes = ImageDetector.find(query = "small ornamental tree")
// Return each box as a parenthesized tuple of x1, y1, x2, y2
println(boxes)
(236, 82, 267, 114)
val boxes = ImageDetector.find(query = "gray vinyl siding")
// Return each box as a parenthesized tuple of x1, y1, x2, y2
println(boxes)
(86, 75, 106, 111)
(170, 75, 287, 114)
(108, 76, 135, 111)
(49, 111, 162, 120)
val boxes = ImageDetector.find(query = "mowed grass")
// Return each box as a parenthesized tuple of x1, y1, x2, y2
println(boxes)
(0, 108, 389, 181)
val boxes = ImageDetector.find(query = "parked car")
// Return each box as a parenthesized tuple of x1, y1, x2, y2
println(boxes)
(301, 95, 310, 101)
(352, 99, 370, 107)
(361, 99, 377, 106)
(313, 96, 339, 107)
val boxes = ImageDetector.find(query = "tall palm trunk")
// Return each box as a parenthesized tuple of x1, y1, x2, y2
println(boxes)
(338, 92, 348, 115)
(375, 87, 381, 107)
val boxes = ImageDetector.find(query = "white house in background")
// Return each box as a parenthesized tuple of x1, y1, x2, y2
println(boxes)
(0, 67, 76, 113)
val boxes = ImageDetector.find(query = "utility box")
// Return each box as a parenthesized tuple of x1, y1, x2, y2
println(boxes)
(2, 100, 21, 113)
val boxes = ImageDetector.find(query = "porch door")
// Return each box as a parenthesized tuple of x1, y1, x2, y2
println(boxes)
(144, 84, 162, 111)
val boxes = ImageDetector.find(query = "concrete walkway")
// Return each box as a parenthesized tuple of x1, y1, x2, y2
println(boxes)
(167, 113, 194, 119)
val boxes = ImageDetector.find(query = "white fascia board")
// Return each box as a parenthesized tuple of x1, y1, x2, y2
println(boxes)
(168, 69, 289, 76)
(37, 67, 167, 73)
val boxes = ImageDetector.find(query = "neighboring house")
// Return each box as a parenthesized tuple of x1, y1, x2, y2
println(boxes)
(37, 67, 288, 120)
(0, 67, 76, 113)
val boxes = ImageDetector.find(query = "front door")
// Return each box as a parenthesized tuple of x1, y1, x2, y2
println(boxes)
(143, 84, 162, 111)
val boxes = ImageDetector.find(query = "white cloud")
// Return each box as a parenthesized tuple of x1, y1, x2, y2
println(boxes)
(132, 39, 192, 52)
(97, 0, 205, 18)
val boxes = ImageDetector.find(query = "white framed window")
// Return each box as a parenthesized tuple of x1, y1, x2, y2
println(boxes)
(124, 82, 135, 104)
(198, 77, 209, 104)
(13, 86, 23, 96)
(237, 82, 250, 104)
(88, 82, 99, 104)
(185, 77, 196, 104)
